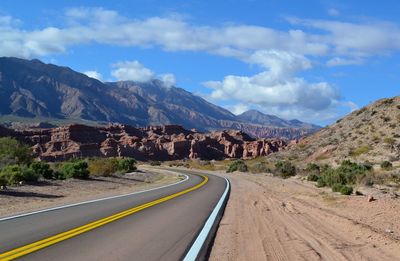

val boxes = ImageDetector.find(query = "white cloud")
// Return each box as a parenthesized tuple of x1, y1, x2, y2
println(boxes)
(159, 73, 176, 88)
(111, 60, 155, 82)
(228, 104, 250, 115)
(326, 57, 363, 67)
(83, 70, 102, 81)
(289, 18, 400, 57)
(1, 8, 400, 64)
(204, 50, 342, 120)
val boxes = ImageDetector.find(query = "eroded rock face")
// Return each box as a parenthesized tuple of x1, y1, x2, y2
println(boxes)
(0, 124, 287, 161)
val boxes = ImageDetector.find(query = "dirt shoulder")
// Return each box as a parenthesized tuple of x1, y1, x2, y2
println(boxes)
(0, 167, 180, 218)
(209, 171, 400, 261)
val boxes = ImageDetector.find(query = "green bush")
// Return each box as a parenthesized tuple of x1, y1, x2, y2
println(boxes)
(118, 158, 137, 173)
(340, 185, 353, 195)
(314, 161, 368, 195)
(381, 161, 393, 170)
(0, 137, 32, 167)
(30, 161, 54, 179)
(306, 163, 320, 173)
(61, 161, 89, 179)
(226, 160, 248, 173)
(332, 183, 343, 192)
(0, 174, 7, 186)
(53, 170, 65, 180)
(316, 178, 326, 187)
(0, 165, 40, 185)
(274, 161, 296, 178)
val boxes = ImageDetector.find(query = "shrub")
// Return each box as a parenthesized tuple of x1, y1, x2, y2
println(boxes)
(61, 161, 89, 179)
(226, 160, 248, 173)
(316, 178, 326, 187)
(340, 185, 353, 195)
(384, 137, 396, 145)
(88, 158, 119, 177)
(332, 183, 343, 192)
(149, 161, 161, 166)
(306, 163, 320, 173)
(0, 165, 40, 185)
(0, 174, 7, 186)
(381, 161, 393, 170)
(331, 183, 353, 195)
(118, 158, 137, 173)
(275, 161, 296, 178)
(314, 161, 371, 188)
(0, 137, 32, 167)
(30, 161, 54, 179)
(53, 170, 65, 180)
(349, 145, 370, 157)
(251, 162, 271, 173)
(307, 173, 319, 182)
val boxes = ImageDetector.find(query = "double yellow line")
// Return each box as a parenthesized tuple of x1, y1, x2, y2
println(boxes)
(0, 174, 208, 261)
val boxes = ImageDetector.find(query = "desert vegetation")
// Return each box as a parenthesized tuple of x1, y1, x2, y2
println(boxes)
(305, 160, 376, 195)
(226, 160, 248, 173)
(0, 137, 137, 187)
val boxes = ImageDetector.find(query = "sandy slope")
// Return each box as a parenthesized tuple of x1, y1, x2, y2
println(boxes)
(210, 172, 400, 261)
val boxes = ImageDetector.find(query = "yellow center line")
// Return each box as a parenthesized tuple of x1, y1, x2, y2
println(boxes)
(0, 174, 209, 261)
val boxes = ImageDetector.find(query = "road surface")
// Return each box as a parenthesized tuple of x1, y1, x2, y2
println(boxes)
(0, 169, 228, 261)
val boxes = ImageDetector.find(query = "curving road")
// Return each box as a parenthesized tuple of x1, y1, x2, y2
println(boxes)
(0, 169, 229, 261)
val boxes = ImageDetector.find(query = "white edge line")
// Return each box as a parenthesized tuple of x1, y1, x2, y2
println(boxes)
(0, 173, 189, 222)
(183, 177, 230, 261)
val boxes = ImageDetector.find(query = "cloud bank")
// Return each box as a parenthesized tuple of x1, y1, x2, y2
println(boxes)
(2, 7, 399, 122)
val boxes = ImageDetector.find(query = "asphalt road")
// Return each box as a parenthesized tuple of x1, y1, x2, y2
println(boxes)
(0, 169, 228, 261)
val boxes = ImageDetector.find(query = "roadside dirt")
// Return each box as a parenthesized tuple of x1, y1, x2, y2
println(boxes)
(210, 172, 400, 261)
(0, 167, 179, 218)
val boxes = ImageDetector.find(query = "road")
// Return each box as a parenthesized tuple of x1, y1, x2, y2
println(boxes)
(0, 169, 229, 261)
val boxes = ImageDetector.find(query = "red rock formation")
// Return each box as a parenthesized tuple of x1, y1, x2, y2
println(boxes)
(0, 124, 287, 161)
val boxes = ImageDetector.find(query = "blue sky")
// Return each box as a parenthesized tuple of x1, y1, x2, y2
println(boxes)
(1, 0, 400, 125)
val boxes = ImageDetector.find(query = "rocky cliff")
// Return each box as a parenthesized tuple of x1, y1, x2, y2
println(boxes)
(0, 124, 287, 161)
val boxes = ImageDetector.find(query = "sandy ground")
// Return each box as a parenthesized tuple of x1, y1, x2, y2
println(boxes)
(0, 167, 180, 218)
(210, 172, 400, 261)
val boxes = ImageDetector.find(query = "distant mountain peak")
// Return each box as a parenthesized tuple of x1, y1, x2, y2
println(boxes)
(237, 109, 319, 130)
(0, 57, 320, 140)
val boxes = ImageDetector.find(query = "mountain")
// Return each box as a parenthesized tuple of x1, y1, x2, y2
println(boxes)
(0, 57, 319, 139)
(268, 96, 400, 167)
(237, 110, 320, 129)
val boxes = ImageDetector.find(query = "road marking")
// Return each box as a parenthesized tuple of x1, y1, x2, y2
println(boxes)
(0, 173, 189, 222)
(183, 177, 230, 261)
(0, 175, 208, 261)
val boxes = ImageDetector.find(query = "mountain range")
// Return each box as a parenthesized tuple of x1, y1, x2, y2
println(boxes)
(0, 57, 320, 139)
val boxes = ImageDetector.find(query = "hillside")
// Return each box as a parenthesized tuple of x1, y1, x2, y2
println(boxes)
(270, 96, 400, 167)
(0, 57, 319, 139)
